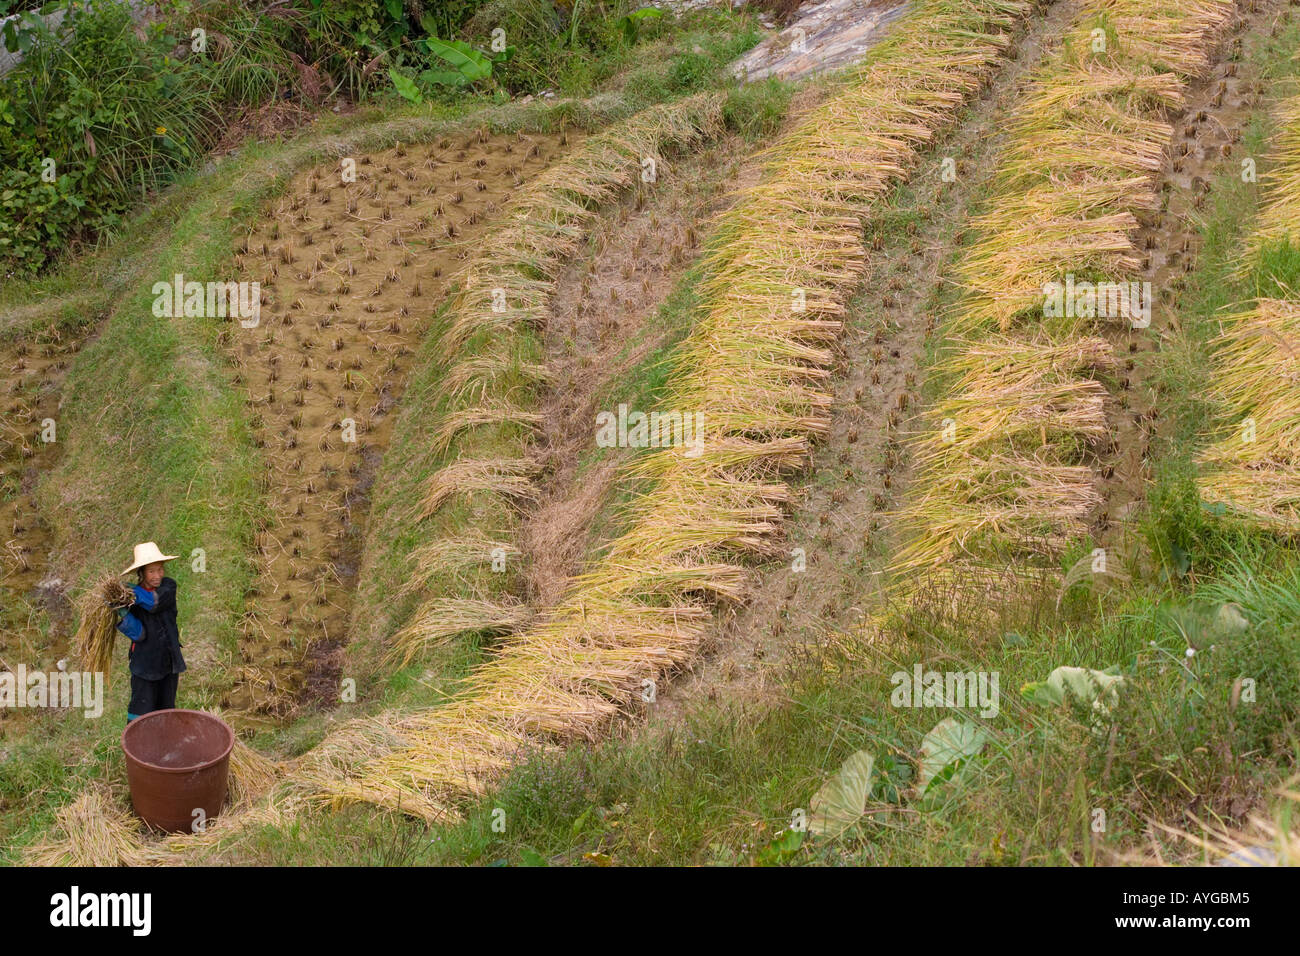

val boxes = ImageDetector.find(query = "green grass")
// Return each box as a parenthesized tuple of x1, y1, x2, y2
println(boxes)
(615, 15, 766, 111)
(496, 5, 765, 104)
(158, 557, 1299, 866)
(434, 575, 1292, 867)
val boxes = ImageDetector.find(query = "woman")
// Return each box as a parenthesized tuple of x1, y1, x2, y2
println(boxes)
(117, 542, 186, 722)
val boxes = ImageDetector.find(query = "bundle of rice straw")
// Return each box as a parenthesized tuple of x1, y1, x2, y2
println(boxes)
(138, 791, 310, 864)
(73, 575, 133, 680)
(72, 574, 133, 681)
(227, 741, 283, 808)
(204, 707, 285, 807)
(24, 788, 151, 867)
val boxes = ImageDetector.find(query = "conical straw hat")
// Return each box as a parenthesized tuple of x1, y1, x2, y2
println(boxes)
(121, 541, 180, 575)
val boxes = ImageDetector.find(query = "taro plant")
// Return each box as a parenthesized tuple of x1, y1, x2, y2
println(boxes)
(387, 35, 515, 103)
(615, 7, 663, 45)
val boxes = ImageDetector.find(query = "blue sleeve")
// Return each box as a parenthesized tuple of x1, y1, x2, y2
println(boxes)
(117, 611, 144, 641)
(132, 579, 176, 615)
(131, 585, 157, 612)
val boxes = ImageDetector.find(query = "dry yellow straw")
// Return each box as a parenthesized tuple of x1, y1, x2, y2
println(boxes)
(227, 738, 283, 807)
(24, 788, 151, 867)
(1197, 93, 1300, 531)
(891, 0, 1234, 608)
(382, 93, 730, 682)
(73, 576, 133, 681)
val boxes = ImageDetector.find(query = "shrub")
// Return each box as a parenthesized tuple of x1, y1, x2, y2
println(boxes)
(0, 1, 298, 277)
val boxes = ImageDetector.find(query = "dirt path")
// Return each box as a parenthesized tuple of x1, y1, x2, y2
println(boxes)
(222, 129, 576, 716)
(643, 0, 1087, 723)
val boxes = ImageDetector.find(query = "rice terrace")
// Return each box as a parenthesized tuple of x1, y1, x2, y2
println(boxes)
(2, 0, 1300, 883)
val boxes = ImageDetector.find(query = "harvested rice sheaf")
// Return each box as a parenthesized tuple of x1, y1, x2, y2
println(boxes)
(952, 1, 1234, 336)
(388, 597, 533, 667)
(892, 0, 1234, 608)
(1242, 93, 1300, 264)
(24, 789, 151, 867)
(132, 791, 312, 864)
(73, 576, 134, 680)
(417, 456, 539, 518)
(1197, 299, 1300, 530)
(436, 93, 727, 362)
(226, 737, 283, 807)
(385, 94, 729, 667)
(1197, 91, 1300, 531)
(893, 336, 1117, 572)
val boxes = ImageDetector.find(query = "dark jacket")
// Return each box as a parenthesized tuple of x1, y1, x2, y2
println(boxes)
(125, 577, 187, 681)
